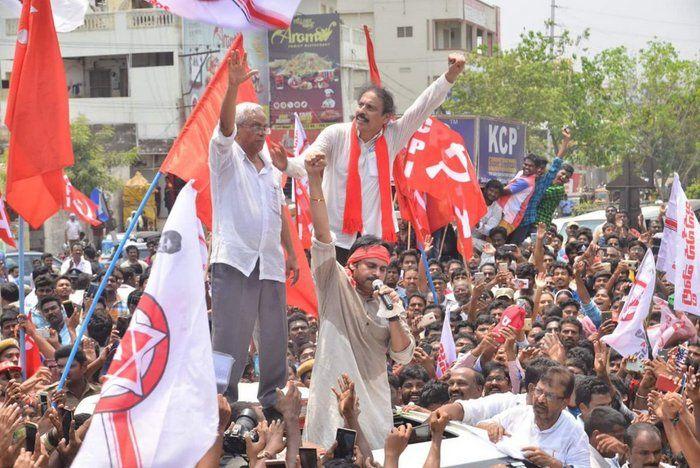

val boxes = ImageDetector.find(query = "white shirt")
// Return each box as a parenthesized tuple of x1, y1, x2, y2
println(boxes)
(481, 405, 590, 468)
(287, 75, 454, 249)
(458, 392, 527, 425)
(474, 201, 503, 238)
(60, 256, 92, 275)
(209, 125, 286, 282)
(65, 219, 82, 241)
(119, 259, 148, 273)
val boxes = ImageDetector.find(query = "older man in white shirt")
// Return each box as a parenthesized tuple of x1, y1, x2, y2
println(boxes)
(476, 366, 590, 468)
(59, 243, 92, 276)
(209, 51, 298, 411)
(276, 54, 466, 262)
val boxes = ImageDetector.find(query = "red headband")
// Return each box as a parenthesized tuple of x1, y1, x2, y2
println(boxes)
(346, 245, 391, 266)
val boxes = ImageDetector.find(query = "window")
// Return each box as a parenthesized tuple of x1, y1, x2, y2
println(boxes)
(397, 26, 413, 38)
(89, 69, 111, 97)
(434, 21, 462, 50)
(131, 52, 174, 68)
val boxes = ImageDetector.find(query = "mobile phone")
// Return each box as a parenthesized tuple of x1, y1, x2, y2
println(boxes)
(524, 318, 533, 332)
(600, 263, 611, 273)
(264, 461, 286, 467)
(503, 244, 517, 253)
(24, 423, 37, 452)
(39, 392, 48, 416)
(625, 359, 644, 373)
(408, 423, 432, 444)
(513, 278, 529, 289)
(601, 311, 613, 323)
(498, 262, 509, 273)
(62, 410, 73, 442)
(62, 300, 75, 318)
(474, 272, 485, 282)
(417, 312, 437, 329)
(299, 447, 318, 468)
(85, 282, 99, 299)
(655, 375, 678, 393)
(333, 428, 356, 460)
(530, 233, 537, 244)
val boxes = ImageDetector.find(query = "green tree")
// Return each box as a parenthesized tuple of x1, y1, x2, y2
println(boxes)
(66, 115, 139, 194)
(444, 30, 700, 184)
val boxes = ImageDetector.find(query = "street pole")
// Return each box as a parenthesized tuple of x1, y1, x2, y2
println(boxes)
(550, 0, 556, 54)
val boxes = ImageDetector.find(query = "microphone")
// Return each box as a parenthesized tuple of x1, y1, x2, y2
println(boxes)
(372, 279, 394, 310)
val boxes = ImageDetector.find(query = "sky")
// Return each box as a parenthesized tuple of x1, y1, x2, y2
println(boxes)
(488, 0, 700, 59)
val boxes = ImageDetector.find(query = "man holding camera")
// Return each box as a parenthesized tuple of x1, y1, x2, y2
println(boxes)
(208, 51, 298, 411)
(302, 150, 414, 450)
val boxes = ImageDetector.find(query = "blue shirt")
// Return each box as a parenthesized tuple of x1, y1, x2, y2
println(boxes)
(522, 157, 563, 226)
(581, 301, 602, 328)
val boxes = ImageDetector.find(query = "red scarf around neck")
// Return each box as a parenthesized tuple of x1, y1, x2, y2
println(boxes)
(343, 121, 395, 243)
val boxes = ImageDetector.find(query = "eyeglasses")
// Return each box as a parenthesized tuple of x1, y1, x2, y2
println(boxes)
(533, 387, 564, 401)
(240, 123, 271, 135)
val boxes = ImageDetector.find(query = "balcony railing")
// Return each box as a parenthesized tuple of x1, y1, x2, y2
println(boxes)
(5, 9, 178, 36)
(127, 10, 179, 29)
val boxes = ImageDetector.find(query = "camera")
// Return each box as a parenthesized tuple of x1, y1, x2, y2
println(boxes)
(222, 408, 258, 455)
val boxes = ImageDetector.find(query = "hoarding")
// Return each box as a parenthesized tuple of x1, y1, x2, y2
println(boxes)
(477, 118, 526, 184)
(268, 14, 343, 130)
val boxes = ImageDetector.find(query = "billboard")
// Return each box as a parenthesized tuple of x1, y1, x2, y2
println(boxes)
(477, 118, 526, 184)
(181, 22, 270, 112)
(438, 116, 477, 167)
(268, 14, 343, 130)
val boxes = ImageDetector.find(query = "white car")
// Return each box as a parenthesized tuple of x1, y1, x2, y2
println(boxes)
(552, 200, 700, 237)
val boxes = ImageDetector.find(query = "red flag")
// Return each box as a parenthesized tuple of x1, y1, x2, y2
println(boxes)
(160, 34, 256, 228)
(62, 174, 102, 227)
(24, 315, 42, 378)
(283, 206, 318, 317)
(4, 0, 75, 228)
(292, 113, 312, 249)
(363, 25, 382, 86)
(403, 117, 486, 258)
(0, 194, 16, 248)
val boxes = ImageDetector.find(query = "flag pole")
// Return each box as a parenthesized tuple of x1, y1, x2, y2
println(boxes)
(417, 243, 439, 306)
(17, 216, 26, 380)
(56, 171, 163, 392)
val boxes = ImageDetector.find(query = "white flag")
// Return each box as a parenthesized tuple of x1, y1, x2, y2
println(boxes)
(657, 174, 679, 275)
(670, 176, 700, 316)
(293, 112, 308, 158)
(147, 0, 301, 31)
(602, 249, 656, 358)
(0, 0, 88, 33)
(74, 182, 217, 468)
(647, 296, 697, 357)
(436, 307, 456, 377)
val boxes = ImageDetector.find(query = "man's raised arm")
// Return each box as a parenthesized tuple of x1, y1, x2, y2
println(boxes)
(305, 151, 332, 244)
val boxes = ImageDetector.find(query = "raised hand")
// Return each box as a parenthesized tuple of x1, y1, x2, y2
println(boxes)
(268, 140, 289, 172)
(331, 374, 359, 422)
(445, 53, 466, 83)
(384, 424, 412, 459)
(304, 151, 327, 177)
(274, 380, 302, 420)
(227, 50, 258, 88)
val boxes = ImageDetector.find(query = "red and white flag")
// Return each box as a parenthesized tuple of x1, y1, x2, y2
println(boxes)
(147, 0, 301, 30)
(74, 182, 217, 468)
(602, 249, 656, 358)
(0, 194, 16, 248)
(62, 174, 102, 227)
(402, 117, 487, 257)
(657, 174, 679, 275)
(292, 113, 312, 249)
(647, 296, 697, 357)
(667, 175, 700, 316)
(436, 307, 456, 377)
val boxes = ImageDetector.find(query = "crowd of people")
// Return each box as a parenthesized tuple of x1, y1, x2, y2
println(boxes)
(0, 50, 698, 468)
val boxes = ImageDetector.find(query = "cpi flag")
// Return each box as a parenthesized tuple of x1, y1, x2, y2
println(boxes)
(657, 175, 680, 275)
(602, 249, 656, 358)
(4, 0, 75, 228)
(669, 176, 700, 316)
(74, 183, 217, 468)
(63, 175, 102, 227)
(292, 113, 313, 249)
(0, 195, 16, 248)
(147, 0, 300, 30)
(435, 308, 456, 377)
(647, 296, 696, 357)
(402, 117, 487, 257)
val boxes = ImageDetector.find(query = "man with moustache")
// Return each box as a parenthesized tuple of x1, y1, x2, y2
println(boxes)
(275, 54, 466, 263)
(302, 151, 414, 450)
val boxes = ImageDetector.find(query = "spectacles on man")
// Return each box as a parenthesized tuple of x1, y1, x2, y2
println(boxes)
(241, 123, 271, 135)
(533, 386, 564, 401)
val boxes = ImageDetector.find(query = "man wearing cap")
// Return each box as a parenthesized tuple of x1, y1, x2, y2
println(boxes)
(297, 359, 314, 388)
(303, 151, 414, 450)
(0, 338, 19, 366)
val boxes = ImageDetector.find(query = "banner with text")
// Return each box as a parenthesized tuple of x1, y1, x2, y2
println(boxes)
(477, 118, 526, 184)
(268, 14, 343, 131)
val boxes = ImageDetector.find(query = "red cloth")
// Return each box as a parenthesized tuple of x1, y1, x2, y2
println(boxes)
(0, 194, 16, 248)
(363, 25, 382, 86)
(160, 34, 257, 229)
(24, 315, 42, 378)
(343, 122, 395, 242)
(347, 245, 391, 266)
(62, 174, 102, 226)
(402, 117, 486, 258)
(4, 0, 74, 228)
(283, 206, 317, 317)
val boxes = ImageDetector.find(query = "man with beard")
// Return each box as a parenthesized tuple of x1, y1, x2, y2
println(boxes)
(39, 295, 71, 345)
(551, 261, 574, 292)
(623, 423, 673, 468)
(476, 366, 589, 468)
(448, 367, 484, 402)
(277, 55, 465, 263)
(303, 151, 414, 449)
(450, 278, 471, 321)
(560, 317, 584, 350)
(398, 364, 430, 405)
(482, 362, 512, 395)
